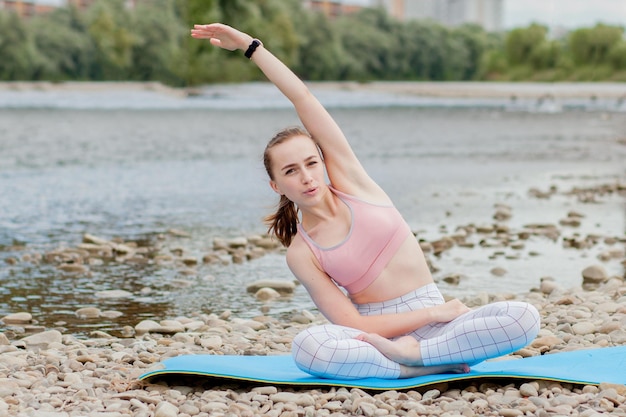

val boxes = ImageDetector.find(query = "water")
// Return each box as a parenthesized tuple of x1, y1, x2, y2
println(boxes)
(1, 83, 625, 337)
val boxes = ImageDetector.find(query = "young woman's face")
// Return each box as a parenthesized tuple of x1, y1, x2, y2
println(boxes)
(268, 135, 325, 204)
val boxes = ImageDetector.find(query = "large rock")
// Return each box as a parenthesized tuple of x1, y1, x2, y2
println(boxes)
(246, 279, 296, 294)
(21, 330, 63, 348)
(1, 312, 32, 324)
(582, 265, 608, 289)
(255, 287, 281, 301)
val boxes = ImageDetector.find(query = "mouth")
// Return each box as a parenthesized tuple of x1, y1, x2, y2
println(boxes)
(303, 187, 318, 196)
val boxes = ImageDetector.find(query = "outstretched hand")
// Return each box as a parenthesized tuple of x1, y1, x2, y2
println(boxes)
(190, 23, 253, 52)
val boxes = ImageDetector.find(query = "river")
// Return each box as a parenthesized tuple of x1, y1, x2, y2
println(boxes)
(0, 83, 625, 337)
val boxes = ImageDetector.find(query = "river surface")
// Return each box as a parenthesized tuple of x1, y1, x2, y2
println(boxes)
(1, 83, 625, 337)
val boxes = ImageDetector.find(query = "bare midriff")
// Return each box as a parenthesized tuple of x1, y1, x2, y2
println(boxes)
(348, 235, 434, 305)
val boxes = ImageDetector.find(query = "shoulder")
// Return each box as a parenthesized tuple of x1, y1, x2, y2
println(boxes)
(286, 234, 314, 270)
(286, 234, 325, 283)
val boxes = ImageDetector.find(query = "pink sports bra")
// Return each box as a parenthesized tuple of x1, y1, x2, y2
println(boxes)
(297, 187, 412, 294)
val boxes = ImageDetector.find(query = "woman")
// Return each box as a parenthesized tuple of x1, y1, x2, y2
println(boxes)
(190, 23, 540, 380)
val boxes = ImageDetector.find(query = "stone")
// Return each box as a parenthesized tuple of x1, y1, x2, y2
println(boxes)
(572, 322, 596, 335)
(21, 330, 63, 347)
(490, 267, 507, 276)
(135, 320, 162, 335)
(199, 336, 222, 349)
(2, 312, 32, 324)
(101, 310, 124, 319)
(83, 233, 110, 245)
(95, 290, 133, 298)
(582, 265, 608, 286)
(520, 382, 539, 397)
(255, 287, 281, 301)
(246, 280, 296, 294)
(155, 401, 179, 417)
(494, 206, 512, 220)
(75, 307, 101, 319)
(228, 237, 248, 248)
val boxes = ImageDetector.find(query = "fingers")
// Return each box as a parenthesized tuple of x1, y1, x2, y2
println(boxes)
(190, 23, 225, 39)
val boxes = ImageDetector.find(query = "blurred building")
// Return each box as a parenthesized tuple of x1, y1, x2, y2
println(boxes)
(64, 0, 143, 9)
(378, 0, 504, 31)
(3, 0, 503, 30)
(0, 0, 141, 17)
(0, 0, 59, 17)
(303, 0, 503, 31)
(302, 0, 373, 18)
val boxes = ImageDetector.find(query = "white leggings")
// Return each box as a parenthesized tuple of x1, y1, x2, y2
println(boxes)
(292, 283, 540, 379)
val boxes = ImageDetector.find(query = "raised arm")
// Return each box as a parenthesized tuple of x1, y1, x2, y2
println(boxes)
(190, 23, 385, 199)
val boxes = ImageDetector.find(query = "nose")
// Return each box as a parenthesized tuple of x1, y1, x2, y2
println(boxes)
(301, 169, 313, 184)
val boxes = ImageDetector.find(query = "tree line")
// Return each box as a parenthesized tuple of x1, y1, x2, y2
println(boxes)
(1, 0, 624, 86)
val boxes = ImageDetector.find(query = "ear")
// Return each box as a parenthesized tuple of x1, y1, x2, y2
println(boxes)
(269, 180, 282, 195)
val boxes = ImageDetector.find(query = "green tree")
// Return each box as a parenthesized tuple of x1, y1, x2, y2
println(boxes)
(179, 0, 302, 84)
(505, 23, 548, 66)
(608, 41, 626, 70)
(403, 21, 450, 80)
(453, 24, 491, 80)
(567, 24, 624, 80)
(131, 0, 186, 85)
(477, 49, 508, 80)
(569, 24, 624, 66)
(503, 23, 565, 79)
(28, 6, 95, 81)
(0, 11, 41, 80)
(334, 8, 400, 80)
(85, 0, 138, 80)
(293, 12, 346, 80)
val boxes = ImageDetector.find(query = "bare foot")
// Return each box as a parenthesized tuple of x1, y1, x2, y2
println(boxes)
(399, 363, 470, 379)
(356, 333, 423, 366)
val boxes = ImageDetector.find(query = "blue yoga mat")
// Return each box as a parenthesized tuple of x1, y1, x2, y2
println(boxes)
(139, 346, 626, 390)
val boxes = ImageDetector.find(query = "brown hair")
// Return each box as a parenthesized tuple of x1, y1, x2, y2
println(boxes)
(263, 127, 314, 247)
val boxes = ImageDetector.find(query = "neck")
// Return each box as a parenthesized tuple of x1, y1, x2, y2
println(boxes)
(300, 187, 341, 230)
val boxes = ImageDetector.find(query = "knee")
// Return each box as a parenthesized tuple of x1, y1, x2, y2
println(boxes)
(292, 325, 364, 376)
(509, 301, 541, 340)
(291, 326, 338, 373)
(292, 327, 318, 355)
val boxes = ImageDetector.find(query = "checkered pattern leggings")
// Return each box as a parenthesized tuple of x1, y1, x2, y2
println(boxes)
(291, 283, 540, 379)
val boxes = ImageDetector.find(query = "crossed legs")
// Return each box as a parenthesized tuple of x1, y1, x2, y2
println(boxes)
(357, 301, 540, 368)
(292, 299, 540, 379)
(291, 324, 469, 379)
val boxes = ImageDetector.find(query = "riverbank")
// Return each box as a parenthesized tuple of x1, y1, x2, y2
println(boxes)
(1, 179, 625, 416)
(1, 272, 626, 416)
(2, 80, 626, 99)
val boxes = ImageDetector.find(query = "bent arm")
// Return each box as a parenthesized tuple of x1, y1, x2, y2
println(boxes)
(286, 246, 466, 338)
(190, 23, 382, 197)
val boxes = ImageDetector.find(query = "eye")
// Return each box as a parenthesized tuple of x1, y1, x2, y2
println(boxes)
(284, 168, 295, 175)
(308, 160, 318, 166)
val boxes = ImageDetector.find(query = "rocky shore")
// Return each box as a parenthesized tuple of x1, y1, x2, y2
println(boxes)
(1, 180, 625, 416)
(1, 271, 626, 417)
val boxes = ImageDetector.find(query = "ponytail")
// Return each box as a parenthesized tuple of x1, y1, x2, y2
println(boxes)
(264, 195, 299, 247)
